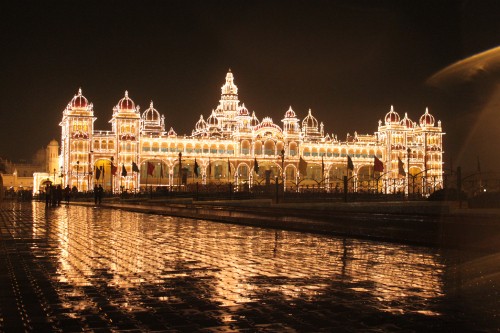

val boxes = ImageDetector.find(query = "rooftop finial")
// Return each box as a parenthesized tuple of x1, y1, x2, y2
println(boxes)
(78, 88, 82, 95)
(125, 90, 129, 98)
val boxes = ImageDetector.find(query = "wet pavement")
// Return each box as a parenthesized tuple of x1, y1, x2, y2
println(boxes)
(0, 201, 498, 332)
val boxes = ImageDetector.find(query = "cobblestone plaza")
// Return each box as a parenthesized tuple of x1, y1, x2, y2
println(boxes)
(0, 202, 497, 332)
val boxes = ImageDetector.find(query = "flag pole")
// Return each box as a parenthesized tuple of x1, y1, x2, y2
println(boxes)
(146, 162, 149, 194)
(157, 161, 160, 189)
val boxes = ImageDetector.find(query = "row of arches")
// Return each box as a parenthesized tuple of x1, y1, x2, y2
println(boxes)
(67, 158, 428, 194)
(139, 139, 385, 158)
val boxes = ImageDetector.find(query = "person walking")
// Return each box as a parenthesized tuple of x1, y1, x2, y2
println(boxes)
(56, 185, 63, 206)
(98, 184, 103, 205)
(45, 184, 51, 207)
(64, 185, 71, 204)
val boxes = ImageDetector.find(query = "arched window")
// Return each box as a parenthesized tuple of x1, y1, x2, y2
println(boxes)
(289, 142, 297, 156)
(241, 140, 250, 155)
(161, 142, 168, 152)
(254, 141, 262, 155)
(264, 140, 275, 156)
(276, 141, 284, 155)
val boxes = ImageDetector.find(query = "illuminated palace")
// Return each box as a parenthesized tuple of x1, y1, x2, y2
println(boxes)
(58, 70, 444, 194)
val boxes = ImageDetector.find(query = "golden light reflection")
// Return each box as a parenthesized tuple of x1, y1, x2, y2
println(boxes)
(26, 202, 447, 324)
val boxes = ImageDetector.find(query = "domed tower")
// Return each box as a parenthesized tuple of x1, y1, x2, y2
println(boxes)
(46, 139, 60, 174)
(193, 115, 208, 137)
(59, 88, 95, 190)
(301, 109, 322, 140)
(140, 101, 165, 135)
(377, 105, 406, 179)
(206, 110, 222, 137)
(400, 112, 415, 129)
(235, 103, 252, 132)
(418, 107, 444, 193)
(282, 106, 300, 136)
(110, 91, 141, 185)
(217, 69, 240, 137)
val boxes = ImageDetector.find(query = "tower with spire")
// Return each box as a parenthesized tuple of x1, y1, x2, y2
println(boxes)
(217, 69, 240, 136)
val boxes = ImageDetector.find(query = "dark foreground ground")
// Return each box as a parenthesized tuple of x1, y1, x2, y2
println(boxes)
(0, 200, 498, 332)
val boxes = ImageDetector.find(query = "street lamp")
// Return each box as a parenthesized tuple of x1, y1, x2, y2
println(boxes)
(53, 168, 56, 184)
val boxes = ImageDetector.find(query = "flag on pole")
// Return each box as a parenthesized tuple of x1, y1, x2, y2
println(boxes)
(374, 156, 384, 172)
(111, 162, 118, 175)
(147, 162, 155, 176)
(100, 165, 104, 178)
(194, 159, 199, 177)
(227, 158, 231, 175)
(321, 155, 325, 176)
(299, 156, 307, 175)
(159, 163, 164, 178)
(96, 166, 101, 180)
(132, 161, 140, 173)
(347, 155, 354, 171)
(398, 157, 406, 176)
(254, 157, 259, 173)
(121, 164, 127, 177)
(178, 153, 182, 177)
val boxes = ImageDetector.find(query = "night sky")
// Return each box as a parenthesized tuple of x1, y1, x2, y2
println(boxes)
(2, 0, 500, 173)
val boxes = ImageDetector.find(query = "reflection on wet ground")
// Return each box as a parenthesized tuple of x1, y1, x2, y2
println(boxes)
(0, 201, 498, 332)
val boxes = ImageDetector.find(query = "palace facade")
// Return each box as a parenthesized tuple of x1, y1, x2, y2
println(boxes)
(57, 70, 444, 194)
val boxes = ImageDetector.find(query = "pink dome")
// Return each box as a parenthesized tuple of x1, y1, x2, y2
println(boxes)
(384, 105, 400, 124)
(419, 108, 435, 126)
(400, 113, 414, 128)
(118, 91, 135, 111)
(70, 88, 88, 109)
(238, 103, 249, 116)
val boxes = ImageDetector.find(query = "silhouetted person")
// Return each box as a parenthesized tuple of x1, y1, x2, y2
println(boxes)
(98, 185, 103, 204)
(45, 184, 51, 207)
(56, 185, 63, 206)
(64, 185, 71, 204)
(51, 185, 57, 207)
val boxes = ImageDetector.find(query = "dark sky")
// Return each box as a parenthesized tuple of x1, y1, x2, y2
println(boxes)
(2, 0, 500, 173)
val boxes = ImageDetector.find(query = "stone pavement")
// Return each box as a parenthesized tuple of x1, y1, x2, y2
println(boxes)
(0, 201, 497, 332)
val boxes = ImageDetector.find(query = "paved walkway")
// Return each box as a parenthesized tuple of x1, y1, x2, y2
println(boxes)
(0, 201, 498, 332)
